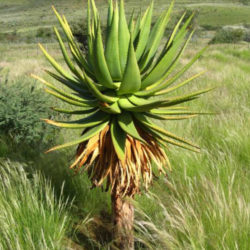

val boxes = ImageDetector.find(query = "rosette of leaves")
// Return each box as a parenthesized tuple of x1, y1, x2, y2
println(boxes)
(32, 0, 211, 197)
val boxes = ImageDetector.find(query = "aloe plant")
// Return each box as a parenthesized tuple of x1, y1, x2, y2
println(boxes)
(32, 0, 211, 248)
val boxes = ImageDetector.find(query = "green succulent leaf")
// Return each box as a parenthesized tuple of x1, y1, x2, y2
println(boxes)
(134, 113, 200, 150)
(139, 0, 174, 71)
(45, 110, 109, 129)
(156, 70, 206, 96)
(87, 0, 95, 69)
(118, 96, 137, 110)
(126, 95, 165, 112)
(31, 74, 94, 104)
(165, 12, 186, 51)
(141, 124, 200, 153)
(144, 112, 197, 120)
(132, 11, 141, 41)
(111, 118, 126, 161)
(160, 87, 214, 107)
(107, 0, 113, 27)
(118, 0, 130, 75)
(94, 23, 117, 88)
(141, 28, 191, 89)
(150, 109, 213, 115)
(99, 101, 122, 114)
(136, 45, 207, 97)
(117, 37, 141, 95)
(39, 43, 74, 81)
(90, 0, 98, 29)
(82, 72, 119, 103)
(46, 121, 109, 152)
(44, 70, 90, 97)
(128, 9, 135, 33)
(135, 1, 153, 60)
(105, 1, 122, 80)
(45, 88, 96, 107)
(51, 107, 97, 115)
(117, 112, 145, 143)
(53, 27, 78, 76)
(52, 6, 92, 74)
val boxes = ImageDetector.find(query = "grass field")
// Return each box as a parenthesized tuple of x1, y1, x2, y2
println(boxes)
(0, 0, 249, 249)
(1, 0, 250, 35)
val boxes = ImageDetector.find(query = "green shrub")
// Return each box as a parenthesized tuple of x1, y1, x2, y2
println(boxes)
(210, 28, 245, 44)
(0, 138, 8, 157)
(0, 77, 61, 146)
(0, 31, 18, 43)
(200, 24, 219, 31)
(69, 20, 88, 52)
(36, 27, 53, 39)
(239, 0, 250, 5)
(243, 29, 250, 42)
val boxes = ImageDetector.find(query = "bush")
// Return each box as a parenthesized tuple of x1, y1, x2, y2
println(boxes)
(210, 28, 245, 44)
(200, 24, 219, 31)
(36, 27, 53, 39)
(70, 20, 88, 52)
(0, 31, 18, 43)
(239, 0, 250, 5)
(243, 29, 250, 42)
(0, 77, 61, 146)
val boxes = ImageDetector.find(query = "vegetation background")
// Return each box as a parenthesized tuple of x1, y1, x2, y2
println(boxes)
(0, 0, 249, 249)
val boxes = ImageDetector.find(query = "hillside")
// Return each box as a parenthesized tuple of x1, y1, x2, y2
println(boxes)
(1, 0, 250, 35)
(0, 0, 249, 249)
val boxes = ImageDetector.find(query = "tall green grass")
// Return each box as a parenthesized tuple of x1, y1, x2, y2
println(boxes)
(0, 159, 73, 249)
(135, 161, 249, 249)
(33, 151, 112, 216)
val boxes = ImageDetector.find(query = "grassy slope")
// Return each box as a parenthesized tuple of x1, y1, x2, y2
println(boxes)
(0, 0, 249, 249)
(0, 0, 250, 34)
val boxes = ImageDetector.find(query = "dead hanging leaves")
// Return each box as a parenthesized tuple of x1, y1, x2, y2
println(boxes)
(71, 125, 170, 197)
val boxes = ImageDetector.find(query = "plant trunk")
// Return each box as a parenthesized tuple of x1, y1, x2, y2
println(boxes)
(111, 185, 134, 250)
